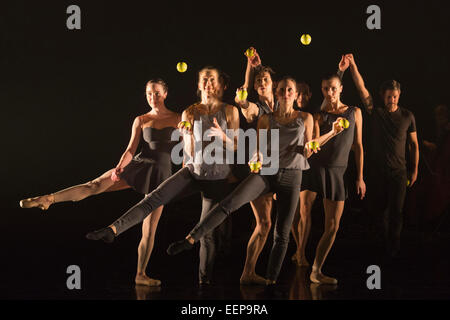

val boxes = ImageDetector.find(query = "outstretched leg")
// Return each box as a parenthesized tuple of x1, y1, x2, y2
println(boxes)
(310, 199, 344, 284)
(167, 174, 270, 258)
(135, 205, 164, 287)
(87, 167, 195, 242)
(20, 168, 129, 210)
(240, 192, 273, 285)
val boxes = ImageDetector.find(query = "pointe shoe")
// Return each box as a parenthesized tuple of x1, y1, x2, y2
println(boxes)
(310, 271, 338, 285)
(240, 274, 269, 286)
(19, 195, 54, 210)
(135, 276, 161, 287)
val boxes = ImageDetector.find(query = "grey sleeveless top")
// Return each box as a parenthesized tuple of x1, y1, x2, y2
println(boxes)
(312, 106, 356, 168)
(266, 113, 310, 170)
(186, 105, 232, 180)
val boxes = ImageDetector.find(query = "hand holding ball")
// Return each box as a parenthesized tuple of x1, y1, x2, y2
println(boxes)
(307, 141, 320, 151)
(236, 88, 248, 101)
(178, 120, 192, 133)
(245, 48, 254, 58)
(339, 118, 350, 129)
(249, 161, 262, 173)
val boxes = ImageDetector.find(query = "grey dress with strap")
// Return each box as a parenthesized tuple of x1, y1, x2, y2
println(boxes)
(120, 126, 176, 194)
(302, 106, 357, 200)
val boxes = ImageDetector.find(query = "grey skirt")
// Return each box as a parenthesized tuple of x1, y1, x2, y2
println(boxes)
(301, 166, 348, 201)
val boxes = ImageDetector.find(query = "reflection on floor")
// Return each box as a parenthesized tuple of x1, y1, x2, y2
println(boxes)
(2, 194, 450, 300)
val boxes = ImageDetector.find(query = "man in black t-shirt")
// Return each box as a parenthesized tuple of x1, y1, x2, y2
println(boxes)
(346, 54, 419, 257)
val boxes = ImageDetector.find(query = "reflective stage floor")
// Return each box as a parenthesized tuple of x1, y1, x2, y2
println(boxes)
(2, 192, 449, 301)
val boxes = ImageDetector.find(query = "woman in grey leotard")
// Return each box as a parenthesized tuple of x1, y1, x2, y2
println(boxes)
(86, 66, 241, 285)
(167, 77, 344, 284)
(19, 79, 181, 287)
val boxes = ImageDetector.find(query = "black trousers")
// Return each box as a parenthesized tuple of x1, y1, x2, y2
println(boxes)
(368, 166, 407, 252)
(189, 169, 303, 281)
(112, 167, 232, 283)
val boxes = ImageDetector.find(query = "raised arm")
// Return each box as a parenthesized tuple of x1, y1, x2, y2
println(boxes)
(114, 116, 143, 178)
(351, 107, 366, 199)
(243, 47, 262, 90)
(346, 54, 374, 114)
(235, 47, 262, 123)
(336, 54, 349, 80)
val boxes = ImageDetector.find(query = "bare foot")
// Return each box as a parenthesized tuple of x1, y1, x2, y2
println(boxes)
(310, 270, 338, 284)
(19, 194, 54, 211)
(135, 274, 161, 287)
(240, 274, 268, 285)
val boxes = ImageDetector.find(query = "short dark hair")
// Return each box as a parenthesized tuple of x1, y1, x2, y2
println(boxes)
(380, 80, 401, 96)
(254, 65, 275, 81)
(321, 73, 342, 85)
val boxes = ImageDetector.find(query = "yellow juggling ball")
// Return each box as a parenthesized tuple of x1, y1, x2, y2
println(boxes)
(300, 34, 312, 45)
(177, 62, 188, 73)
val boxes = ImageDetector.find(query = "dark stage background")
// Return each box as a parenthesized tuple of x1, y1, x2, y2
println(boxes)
(1, 1, 449, 301)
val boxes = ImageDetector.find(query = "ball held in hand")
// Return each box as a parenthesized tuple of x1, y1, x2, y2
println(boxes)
(249, 161, 262, 172)
(236, 88, 248, 101)
(245, 48, 254, 57)
(307, 141, 320, 151)
(339, 118, 350, 129)
(180, 120, 192, 129)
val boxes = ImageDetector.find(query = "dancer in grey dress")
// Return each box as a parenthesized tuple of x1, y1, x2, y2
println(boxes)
(299, 73, 365, 284)
(19, 79, 181, 287)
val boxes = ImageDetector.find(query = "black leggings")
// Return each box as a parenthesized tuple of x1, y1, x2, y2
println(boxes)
(189, 169, 302, 281)
(368, 167, 407, 251)
(112, 167, 232, 283)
